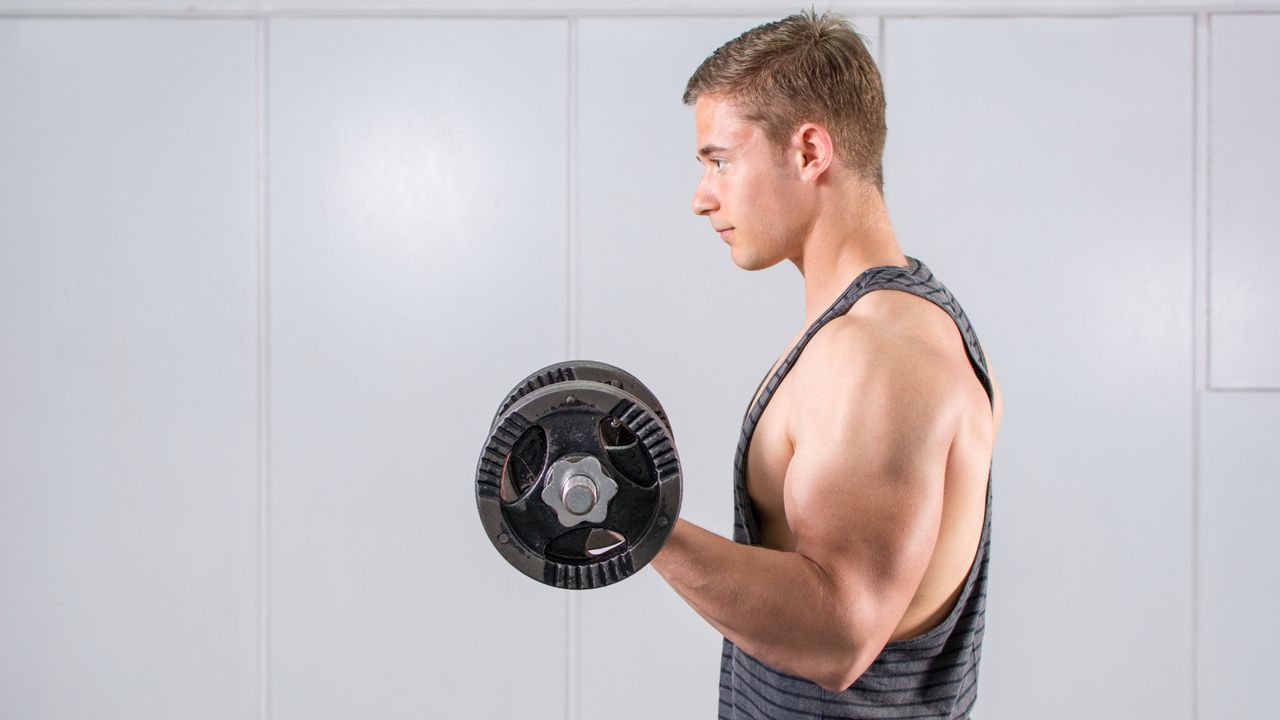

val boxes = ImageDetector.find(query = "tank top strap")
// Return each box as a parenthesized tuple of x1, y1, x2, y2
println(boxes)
(851, 257, 994, 407)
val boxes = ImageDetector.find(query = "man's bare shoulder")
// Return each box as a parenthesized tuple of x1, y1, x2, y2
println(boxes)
(792, 286, 1001, 441)
(795, 289, 974, 403)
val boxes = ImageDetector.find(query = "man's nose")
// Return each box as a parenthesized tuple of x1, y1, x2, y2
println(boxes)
(691, 180, 717, 216)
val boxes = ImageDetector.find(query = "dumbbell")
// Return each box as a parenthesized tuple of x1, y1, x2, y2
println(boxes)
(475, 361, 682, 589)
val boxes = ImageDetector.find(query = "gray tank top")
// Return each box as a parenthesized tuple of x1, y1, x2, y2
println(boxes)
(719, 256, 993, 720)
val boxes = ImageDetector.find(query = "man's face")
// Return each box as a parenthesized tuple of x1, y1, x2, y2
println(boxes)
(691, 95, 805, 271)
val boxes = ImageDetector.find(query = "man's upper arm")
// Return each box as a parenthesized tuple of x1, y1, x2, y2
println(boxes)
(782, 320, 961, 674)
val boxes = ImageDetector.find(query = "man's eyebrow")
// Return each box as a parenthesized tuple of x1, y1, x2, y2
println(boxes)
(697, 144, 729, 158)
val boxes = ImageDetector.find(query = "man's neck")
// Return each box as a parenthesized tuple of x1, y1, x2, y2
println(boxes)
(792, 192, 905, 327)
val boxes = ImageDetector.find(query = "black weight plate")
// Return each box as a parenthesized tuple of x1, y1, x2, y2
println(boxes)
(489, 360, 673, 439)
(476, 379, 681, 590)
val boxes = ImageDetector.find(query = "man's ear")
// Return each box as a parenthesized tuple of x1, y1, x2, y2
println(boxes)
(793, 122, 835, 182)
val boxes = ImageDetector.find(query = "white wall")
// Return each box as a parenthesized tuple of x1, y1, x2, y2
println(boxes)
(0, 3, 1275, 719)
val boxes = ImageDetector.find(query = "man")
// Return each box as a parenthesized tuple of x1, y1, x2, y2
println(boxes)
(648, 11, 1004, 719)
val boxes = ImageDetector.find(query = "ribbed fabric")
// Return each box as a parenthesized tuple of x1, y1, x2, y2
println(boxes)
(719, 257, 994, 720)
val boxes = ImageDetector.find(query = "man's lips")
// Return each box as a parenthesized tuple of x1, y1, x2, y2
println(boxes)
(715, 226, 734, 240)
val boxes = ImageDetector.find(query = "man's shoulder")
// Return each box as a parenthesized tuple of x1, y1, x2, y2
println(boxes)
(786, 291, 976, 446)
(793, 287, 997, 442)
(803, 289, 966, 386)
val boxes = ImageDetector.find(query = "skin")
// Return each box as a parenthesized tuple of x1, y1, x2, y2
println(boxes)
(648, 95, 1004, 693)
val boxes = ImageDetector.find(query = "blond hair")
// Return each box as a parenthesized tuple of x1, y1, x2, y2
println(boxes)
(683, 10, 887, 194)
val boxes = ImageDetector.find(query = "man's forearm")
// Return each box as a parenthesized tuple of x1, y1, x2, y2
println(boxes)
(649, 518, 861, 690)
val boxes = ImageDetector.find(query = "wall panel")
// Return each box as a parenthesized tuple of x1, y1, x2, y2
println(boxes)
(1198, 393, 1280, 718)
(0, 19, 260, 720)
(269, 18, 569, 720)
(1208, 15, 1280, 389)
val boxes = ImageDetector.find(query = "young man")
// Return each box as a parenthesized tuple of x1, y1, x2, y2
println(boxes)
(648, 11, 1004, 718)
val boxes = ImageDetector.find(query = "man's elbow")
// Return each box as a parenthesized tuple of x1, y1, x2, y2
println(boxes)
(816, 673, 853, 694)
(806, 571, 896, 692)
(816, 647, 877, 693)
(813, 610, 888, 693)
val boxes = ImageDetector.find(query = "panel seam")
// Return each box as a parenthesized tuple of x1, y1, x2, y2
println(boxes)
(1190, 12, 1210, 720)
(255, 15, 272, 720)
(878, 15, 887, 80)
(565, 14, 580, 720)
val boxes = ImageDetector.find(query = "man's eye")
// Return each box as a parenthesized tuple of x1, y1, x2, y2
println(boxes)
(713, 159, 726, 170)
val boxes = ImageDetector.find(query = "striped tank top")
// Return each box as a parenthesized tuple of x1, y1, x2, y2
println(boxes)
(719, 256, 994, 720)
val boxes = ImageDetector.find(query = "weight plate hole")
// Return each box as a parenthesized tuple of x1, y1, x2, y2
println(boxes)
(598, 416, 658, 487)
(585, 528, 626, 557)
(501, 425, 548, 503)
(545, 527, 627, 564)
(599, 416, 638, 450)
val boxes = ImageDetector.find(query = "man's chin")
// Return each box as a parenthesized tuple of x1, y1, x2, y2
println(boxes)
(729, 249, 776, 272)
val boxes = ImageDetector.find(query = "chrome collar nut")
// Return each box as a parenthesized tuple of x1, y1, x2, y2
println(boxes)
(541, 455, 619, 527)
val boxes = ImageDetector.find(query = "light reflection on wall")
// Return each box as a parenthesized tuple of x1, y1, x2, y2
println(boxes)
(322, 104, 498, 309)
